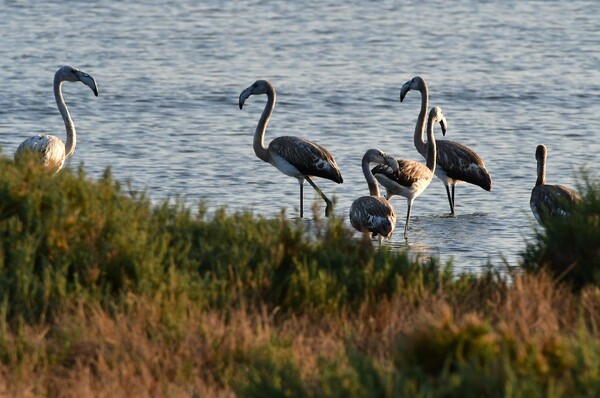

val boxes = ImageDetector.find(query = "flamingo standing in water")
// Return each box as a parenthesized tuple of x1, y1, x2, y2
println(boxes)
(372, 107, 447, 239)
(400, 76, 491, 215)
(239, 80, 343, 218)
(15, 65, 99, 172)
(349, 148, 398, 244)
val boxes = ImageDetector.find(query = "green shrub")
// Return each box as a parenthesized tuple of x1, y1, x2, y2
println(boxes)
(0, 155, 598, 397)
(232, 345, 308, 398)
(389, 309, 600, 398)
(0, 156, 164, 322)
(0, 157, 452, 325)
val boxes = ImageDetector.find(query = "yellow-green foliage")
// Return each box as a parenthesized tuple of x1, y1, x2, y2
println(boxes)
(0, 157, 449, 324)
(1, 157, 160, 322)
(0, 158, 598, 397)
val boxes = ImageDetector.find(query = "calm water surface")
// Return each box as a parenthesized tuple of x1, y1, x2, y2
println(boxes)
(1, 1, 599, 271)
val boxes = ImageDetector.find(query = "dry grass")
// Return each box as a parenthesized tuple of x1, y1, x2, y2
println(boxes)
(0, 160, 597, 397)
(0, 271, 597, 397)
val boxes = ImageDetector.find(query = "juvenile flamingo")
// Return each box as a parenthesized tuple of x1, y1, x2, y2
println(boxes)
(530, 144, 581, 225)
(239, 80, 343, 217)
(349, 148, 398, 244)
(400, 76, 491, 215)
(15, 65, 99, 172)
(372, 107, 447, 239)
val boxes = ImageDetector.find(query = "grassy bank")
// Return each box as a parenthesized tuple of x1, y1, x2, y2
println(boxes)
(0, 158, 598, 397)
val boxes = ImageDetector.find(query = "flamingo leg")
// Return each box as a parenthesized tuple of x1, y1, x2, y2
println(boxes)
(451, 185, 456, 215)
(299, 181, 304, 218)
(404, 200, 413, 239)
(445, 185, 455, 215)
(305, 176, 333, 217)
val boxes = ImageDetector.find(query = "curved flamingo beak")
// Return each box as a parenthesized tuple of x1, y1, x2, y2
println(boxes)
(383, 153, 399, 173)
(75, 70, 99, 97)
(239, 85, 256, 109)
(400, 80, 411, 102)
(440, 117, 448, 136)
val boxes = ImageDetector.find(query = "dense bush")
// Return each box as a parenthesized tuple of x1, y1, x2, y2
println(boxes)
(0, 158, 598, 397)
(0, 156, 160, 322)
(0, 157, 450, 324)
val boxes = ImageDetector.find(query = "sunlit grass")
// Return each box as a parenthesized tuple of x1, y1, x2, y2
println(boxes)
(0, 157, 598, 397)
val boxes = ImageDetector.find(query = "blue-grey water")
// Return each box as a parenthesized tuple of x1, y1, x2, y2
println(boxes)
(1, 1, 598, 271)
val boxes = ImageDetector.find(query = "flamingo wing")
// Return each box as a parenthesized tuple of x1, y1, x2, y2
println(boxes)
(269, 136, 343, 183)
(436, 140, 492, 190)
(372, 158, 431, 187)
(531, 184, 581, 224)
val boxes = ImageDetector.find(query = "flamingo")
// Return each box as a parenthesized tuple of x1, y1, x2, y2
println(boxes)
(372, 107, 447, 239)
(239, 80, 343, 218)
(349, 148, 398, 244)
(15, 65, 99, 172)
(530, 144, 581, 225)
(400, 76, 491, 215)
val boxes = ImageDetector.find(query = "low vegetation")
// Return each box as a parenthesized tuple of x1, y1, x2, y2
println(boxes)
(0, 157, 598, 397)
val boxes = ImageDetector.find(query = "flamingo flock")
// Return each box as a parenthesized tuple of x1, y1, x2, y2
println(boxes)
(14, 67, 581, 244)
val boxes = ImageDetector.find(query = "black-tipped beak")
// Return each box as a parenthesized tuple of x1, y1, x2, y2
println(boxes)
(400, 82, 410, 103)
(440, 117, 448, 136)
(384, 154, 399, 173)
(239, 88, 252, 110)
(75, 70, 99, 97)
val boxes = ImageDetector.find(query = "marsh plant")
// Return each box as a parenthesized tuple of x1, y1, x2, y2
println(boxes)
(0, 157, 598, 397)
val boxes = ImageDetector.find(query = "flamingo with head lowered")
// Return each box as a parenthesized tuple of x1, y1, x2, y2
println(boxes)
(349, 148, 398, 244)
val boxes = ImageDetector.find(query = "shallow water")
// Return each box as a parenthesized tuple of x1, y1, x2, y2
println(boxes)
(1, 1, 598, 271)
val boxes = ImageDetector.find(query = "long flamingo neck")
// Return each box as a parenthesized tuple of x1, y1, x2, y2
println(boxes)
(413, 83, 429, 156)
(54, 74, 76, 159)
(253, 86, 275, 163)
(54, 74, 77, 158)
(425, 115, 437, 173)
(536, 156, 546, 186)
(362, 160, 380, 197)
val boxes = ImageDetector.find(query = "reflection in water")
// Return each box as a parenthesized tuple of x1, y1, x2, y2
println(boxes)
(373, 212, 497, 266)
(386, 239, 436, 265)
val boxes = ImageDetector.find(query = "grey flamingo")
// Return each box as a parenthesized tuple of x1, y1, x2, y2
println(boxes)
(530, 144, 581, 225)
(239, 80, 343, 218)
(400, 76, 491, 215)
(372, 107, 447, 239)
(349, 149, 398, 244)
